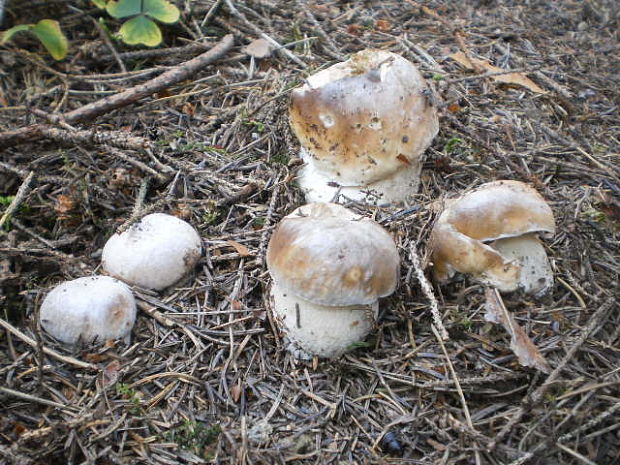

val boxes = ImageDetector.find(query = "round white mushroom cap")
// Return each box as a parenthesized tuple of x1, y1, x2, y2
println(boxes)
(39, 276, 136, 344)
(266, 202, 400, 358)
(102, 213, 202, 291)
(430, 180, 555, 294)
(267, 202, 400, 307)
(289, 49, 439, 205)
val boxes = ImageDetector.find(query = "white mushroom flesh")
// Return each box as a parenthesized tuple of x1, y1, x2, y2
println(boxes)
(490, 233, 554, 296)
(39, 276, 136, 345)
(102, 213, 202, 290)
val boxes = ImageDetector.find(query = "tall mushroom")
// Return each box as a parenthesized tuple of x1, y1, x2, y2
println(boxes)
(289, 49, 439, 206)
(267, 202, 400, 358)
(430, 180, 555, 296)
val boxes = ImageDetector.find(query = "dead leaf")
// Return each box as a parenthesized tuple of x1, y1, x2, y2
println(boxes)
(230, 383, 242, 403)
(375, 19, 391, 32)
(396, 154, 411, 165)
(243, 39, 275, 59)
(226, 240, 251, 257)
(449, 51, 545, 93)
(346, 24, 363, 36)
(181, 102, 195, 117)
(100, 360, 121, 388)
(54, 194, 76, 218)
(484, 288, 550, 373)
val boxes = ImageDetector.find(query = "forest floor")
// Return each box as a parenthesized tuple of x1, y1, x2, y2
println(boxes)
(0, 1, 619, 464)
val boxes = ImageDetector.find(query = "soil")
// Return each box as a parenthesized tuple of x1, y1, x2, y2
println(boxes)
(0, 1, 619, 464)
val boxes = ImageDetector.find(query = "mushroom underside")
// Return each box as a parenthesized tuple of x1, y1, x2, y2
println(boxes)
(298, 154, 423, 206)
(271, 283, 378, 359)
(490, 233, 553, 297)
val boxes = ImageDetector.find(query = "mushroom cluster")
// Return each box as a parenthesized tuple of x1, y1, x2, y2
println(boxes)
(289, 49, 439, 206)
(266, 203, 400, 358)
(429, 180, 556, 296)
(39, 213, 202, 346)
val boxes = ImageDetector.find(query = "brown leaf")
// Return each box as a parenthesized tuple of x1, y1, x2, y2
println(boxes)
(396, 154, 411, 165)
(230, 383, 242, 403)
(54, 194, 76, 217)
(449, 51, 545, 93)
(226, 240, 251, 257)
(375, 19, 391, 32)
(447, 103, 461, 113)
(347, 24, 363, 36)
(484, 288, 550, 373)
(101, 360, 121, 388)
(181, 102, 195, 116)
(243, 39, 275, 59)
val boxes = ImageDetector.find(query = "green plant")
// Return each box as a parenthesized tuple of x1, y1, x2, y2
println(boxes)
(165, 420, 221, 458)
(444, 137, 464, 154)
(94, 0, 180, 47)
(116, 382, 143, 413)
(1, 19, 68, 60)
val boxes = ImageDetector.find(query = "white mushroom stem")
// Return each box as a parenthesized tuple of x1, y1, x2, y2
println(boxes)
(299, 151, 422, 206)
(271, 283, 377, 359)
(490, 233, 554, 297)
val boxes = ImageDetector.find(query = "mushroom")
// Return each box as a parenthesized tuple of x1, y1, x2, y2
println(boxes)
(266, 202, 400, 358)
(39, 276, 136, 344)
(289, 49, 439, 206)
(430, 180, 555, 296)
(102, 213, 202, 291)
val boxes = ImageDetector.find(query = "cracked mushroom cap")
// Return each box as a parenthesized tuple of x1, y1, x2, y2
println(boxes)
(39, 276, 137, 345)
(266, 202, 400, 307)
(430, 180, 555, 293)
(289, 49, 439, 203)
(102, 213, 202, 291)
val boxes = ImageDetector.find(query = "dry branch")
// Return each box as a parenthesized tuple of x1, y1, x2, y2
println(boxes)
(0, 34, 234, 150)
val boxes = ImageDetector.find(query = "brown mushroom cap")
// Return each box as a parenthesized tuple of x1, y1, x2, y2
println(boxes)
(266, 203, 400, 306)
(289, 49, 438, 189)
(430, 180, 555, 292)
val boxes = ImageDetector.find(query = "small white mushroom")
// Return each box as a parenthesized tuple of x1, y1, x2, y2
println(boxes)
(266, 202, 400, 358)
(289, 49, 439, 206)
(39, 276, 136, 344)
(430, 180, 555, 296)
(102, 213, 202, 291)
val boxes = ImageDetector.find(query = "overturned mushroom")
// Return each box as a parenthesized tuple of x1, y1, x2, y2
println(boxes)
(430, 180, 555, 296)
(39, 276, 137, 345)
(267, 202, 400, 358)
(289, 49, 439, 206)
(102, 213, 202, 291)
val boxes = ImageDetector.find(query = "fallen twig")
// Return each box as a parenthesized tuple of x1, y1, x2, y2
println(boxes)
(0, 34, 235, 150)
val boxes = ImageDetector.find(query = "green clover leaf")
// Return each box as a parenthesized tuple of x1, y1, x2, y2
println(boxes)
(105, 0, 179, 47)
(2, 20, 68, 60)
(106, 0, 142, 19)
(119, 15, 161, 47)
(144, 0, 180, 23)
